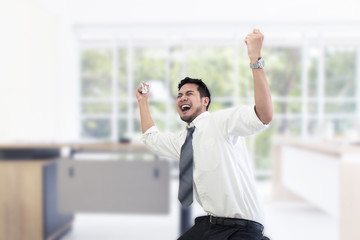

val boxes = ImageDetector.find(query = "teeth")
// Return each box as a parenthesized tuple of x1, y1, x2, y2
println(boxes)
(181, 105, 190, 110)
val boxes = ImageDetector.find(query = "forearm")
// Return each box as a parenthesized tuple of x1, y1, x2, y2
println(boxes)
(253, 68, 273, 124)
(138, 100, 155, 133)
(245, 29, 273, 124)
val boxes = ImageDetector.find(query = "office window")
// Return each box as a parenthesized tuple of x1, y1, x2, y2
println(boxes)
(325, 48, 356, 97)
(251, 47, 302, 170)
(134, 48, 167, 85)
(82, 119, 111, 139)
(324, 47, 357, 135)
(186, 48, 234, 94)
(81, 48, 112, 139)
(78, 26, 360, 175)
(265, 47, 302, 131)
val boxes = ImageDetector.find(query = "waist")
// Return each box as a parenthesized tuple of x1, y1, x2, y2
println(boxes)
(208, 215, 264, 232)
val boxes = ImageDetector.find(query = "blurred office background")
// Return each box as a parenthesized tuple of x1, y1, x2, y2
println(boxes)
(1, 0, 360, 239)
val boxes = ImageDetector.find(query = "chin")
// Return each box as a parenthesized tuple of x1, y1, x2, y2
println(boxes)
(180, 115, 193, 123)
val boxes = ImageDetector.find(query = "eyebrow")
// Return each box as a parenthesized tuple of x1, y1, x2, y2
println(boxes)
(178, 90, 194, 96)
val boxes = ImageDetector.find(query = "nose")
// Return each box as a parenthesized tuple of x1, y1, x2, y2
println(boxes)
(179, 95, 188, 102)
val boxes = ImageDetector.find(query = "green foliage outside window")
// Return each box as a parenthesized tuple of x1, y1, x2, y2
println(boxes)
(185, 47, 235, 99)
(79, 43, 358, 172)
(117, 49, 127, 98)
(82, 119, 111, 139)
(325, 48, 356, 97)
(133, 48, 166, 86)
(81, 49, 112, 98)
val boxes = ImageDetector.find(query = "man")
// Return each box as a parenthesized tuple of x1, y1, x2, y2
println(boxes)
(135, 29, 273, 240)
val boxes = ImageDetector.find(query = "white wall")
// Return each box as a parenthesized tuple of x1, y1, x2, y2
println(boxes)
(0, 0, 79, 142)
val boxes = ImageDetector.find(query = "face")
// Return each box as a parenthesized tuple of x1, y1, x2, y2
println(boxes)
(176, 83, 209, 124)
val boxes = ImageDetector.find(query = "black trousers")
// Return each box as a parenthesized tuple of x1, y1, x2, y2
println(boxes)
(178, 216, 267, 240)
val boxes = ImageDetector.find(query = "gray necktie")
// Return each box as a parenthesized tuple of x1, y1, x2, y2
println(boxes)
(178, 126, 195, 208)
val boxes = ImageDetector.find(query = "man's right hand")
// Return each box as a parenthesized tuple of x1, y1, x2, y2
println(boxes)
(136, 81, 155, 133)
(136, 81, 150, 102)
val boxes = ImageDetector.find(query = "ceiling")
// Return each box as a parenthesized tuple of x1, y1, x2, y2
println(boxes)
(41, 0, 360, 24)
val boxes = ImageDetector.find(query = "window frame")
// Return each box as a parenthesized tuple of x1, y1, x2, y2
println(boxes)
(77, 23, 360, 176)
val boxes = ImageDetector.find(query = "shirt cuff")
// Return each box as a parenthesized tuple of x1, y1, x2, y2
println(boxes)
(143, 125, 159, 135)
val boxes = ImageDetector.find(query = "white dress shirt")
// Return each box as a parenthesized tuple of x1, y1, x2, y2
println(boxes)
(141, 105, 268, 224)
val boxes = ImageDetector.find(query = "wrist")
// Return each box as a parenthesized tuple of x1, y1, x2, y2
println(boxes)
(138, 98, 149, 105)
(249, 51, 261, 63)
(250, 57, 264, 69)
(250, 57, 260, 64)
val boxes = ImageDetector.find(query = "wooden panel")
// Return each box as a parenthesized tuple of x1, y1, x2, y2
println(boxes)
(0, 161, 46, 240)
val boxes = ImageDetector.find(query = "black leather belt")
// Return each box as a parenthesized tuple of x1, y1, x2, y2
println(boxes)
(209, 215, 264, 232)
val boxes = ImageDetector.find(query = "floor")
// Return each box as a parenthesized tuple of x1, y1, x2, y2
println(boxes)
(60, 179, 338, 240)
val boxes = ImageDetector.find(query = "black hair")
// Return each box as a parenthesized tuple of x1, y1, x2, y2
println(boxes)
(177, 77, 211, 110)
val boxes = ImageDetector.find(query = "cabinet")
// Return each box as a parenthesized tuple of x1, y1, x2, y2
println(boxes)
(272, 137, 360, 240)
(0, 160, 73, 240)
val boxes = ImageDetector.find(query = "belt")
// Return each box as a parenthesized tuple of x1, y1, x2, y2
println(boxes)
(209, 215, 264, 232)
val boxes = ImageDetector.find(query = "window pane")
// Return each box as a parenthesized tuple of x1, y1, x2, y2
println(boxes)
(81, 49, 112, 98)
(307, 119, 319, 135)
(150, 102, 166, 115)
(325, 47, 356, 97)
(274, 101, 301, 114)
(81, 119, 111, 139)
(82, 102, 111, 114)
(152, 118, 167, 131)
(210, 102, 233, 112)
(169, 47, 184, 98)
(254, 126, 274, 170)
(118, 118, 128, 140)
(117, 48, 128, 98)
(308, 102, 317, 114)
(118, 102, 127, 114)
(133, 102, 167, 116)
(237, 48, 254, 98)
(332, 119, 357, 135)
(263, 47, 302, 98)
(308, 48, 319, 97)
(186, 47, 235, 97)
(169, 117, 183, 132)
(272, 117, 301, 135)
(325, 102, 356, 114)
(133, 48, 167, 86)
(286, 119, 301, 135)
(133, 118, 142, 135)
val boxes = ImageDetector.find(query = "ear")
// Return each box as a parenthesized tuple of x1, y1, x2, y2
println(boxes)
(202, 97, 209, 108)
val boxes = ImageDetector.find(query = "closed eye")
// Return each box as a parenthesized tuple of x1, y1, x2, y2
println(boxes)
(185, 90, 194, 96)
(177, 90, 194, 99)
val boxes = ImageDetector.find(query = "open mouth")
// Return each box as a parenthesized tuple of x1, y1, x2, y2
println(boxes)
(180, 104, 191, 113)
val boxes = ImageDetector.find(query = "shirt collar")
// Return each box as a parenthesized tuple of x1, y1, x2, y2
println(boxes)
(187, 111, 210, 129)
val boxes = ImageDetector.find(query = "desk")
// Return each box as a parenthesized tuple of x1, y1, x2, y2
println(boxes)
(272, 137, 360, 240)
(0, 142, 171, 239)
(0, 142, 150, 153)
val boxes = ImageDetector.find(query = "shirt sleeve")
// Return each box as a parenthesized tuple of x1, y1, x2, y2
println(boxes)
(214, 105, 268, 137)
(141, 126, 182, 161)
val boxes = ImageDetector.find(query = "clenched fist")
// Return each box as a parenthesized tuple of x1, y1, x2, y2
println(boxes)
(136, 81, 150, 102)
(245, 29, 264, 64)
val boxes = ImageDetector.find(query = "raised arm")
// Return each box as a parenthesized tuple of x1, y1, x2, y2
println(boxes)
(245, 29, 273, 124)
(136, 82, 155, 133)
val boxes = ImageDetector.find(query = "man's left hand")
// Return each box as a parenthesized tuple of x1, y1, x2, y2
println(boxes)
(245, 29, 264, 64)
